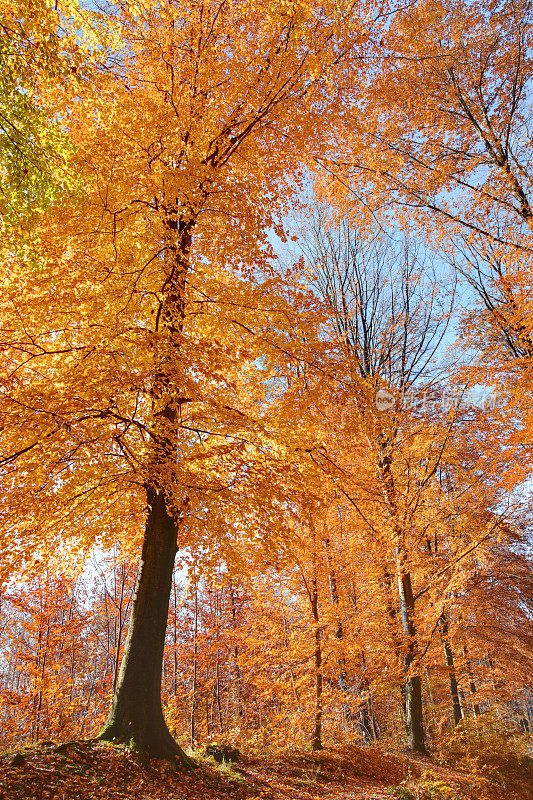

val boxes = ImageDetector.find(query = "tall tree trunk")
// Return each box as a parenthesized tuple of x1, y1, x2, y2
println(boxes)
(215, 658, 223, 733)
(173, 581, 179, 699)
(378, 440, 426, 754)
(439, 614, 463, 727)
(397, 564, 426, 753)
(33, 619, 50, 743)
(228, 579, 243, 720)
(310, 571, 323, 752)
(380, 562, 405, 701)
(463, 644, 481, 718)
(99, 213, 195, 764)
(112, 562, 130, 695)
(99, 487, 193, 764)
(324, 534, 347, 695)
(309, 517, 323, 751)
(324, 534, 376, 743)
(190, 582, 198, 747)
(404, 675, 425, 752)
(356, 653, 376, 743)
(323, 536, 347, 683)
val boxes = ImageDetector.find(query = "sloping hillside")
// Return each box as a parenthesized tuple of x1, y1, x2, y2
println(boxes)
(1, 741, 532, 800)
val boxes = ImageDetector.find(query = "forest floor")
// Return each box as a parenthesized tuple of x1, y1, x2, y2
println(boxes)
(0, 739, 532, 800)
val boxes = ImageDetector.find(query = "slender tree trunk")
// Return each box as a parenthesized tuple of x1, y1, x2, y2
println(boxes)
(463, 644, 481, 717)
(308, 517, 323, 751)
(112, 562, 131, 695)
(215, 658, 223, 733)
(324, 534, 375, 743)
(282, 607, 303, 722)
(439, 614, 463, 727)
(190, 582, 198, 747)
(458, 688, 468, 720)
(324, 538, 348, 690)
(310, 572, 323, 751)
(205, 664, 211, 738)
(356, 654, 376, 743)
(34, 618, 50, 743)
(228, 579, 242, 720)
(210, 676, 216, 733)
(424, 667, 438, 733)
(397, 560, 426, 753)
(378, 440, 426, 754)
(380, 563, 405, 699)
(172, 581, 179, 699)
(324, 535, 348, 689)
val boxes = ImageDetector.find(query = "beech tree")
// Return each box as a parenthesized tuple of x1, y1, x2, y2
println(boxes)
(330, 0, 533, 245)
(320, 0, 533, 433)
(288, 212, 454, 751)
(0, 0, 383, 762)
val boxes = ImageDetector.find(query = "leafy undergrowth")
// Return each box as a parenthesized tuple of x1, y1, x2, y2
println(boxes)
(0, 740, 532, 800)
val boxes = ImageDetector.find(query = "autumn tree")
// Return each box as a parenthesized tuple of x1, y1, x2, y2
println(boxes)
(262, 203, 529, 751)
(0, 0, 92, 250)
(305, 0, 533, 738)
(283, 210, 456, 751)
(328, 0, 533, 246)
(0, 0, 384, 762)
(319, 0, 533, 433)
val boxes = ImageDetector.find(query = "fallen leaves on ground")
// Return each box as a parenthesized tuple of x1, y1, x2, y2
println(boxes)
(0, 740, 531, 800)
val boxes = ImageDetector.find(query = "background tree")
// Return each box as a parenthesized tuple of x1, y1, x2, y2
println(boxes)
(0, 0, 92, 251)
(320, 0, 533, 444)
(285, 210, 455, 751)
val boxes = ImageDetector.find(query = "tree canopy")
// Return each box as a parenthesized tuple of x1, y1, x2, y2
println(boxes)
(0, 0, 531, 769)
